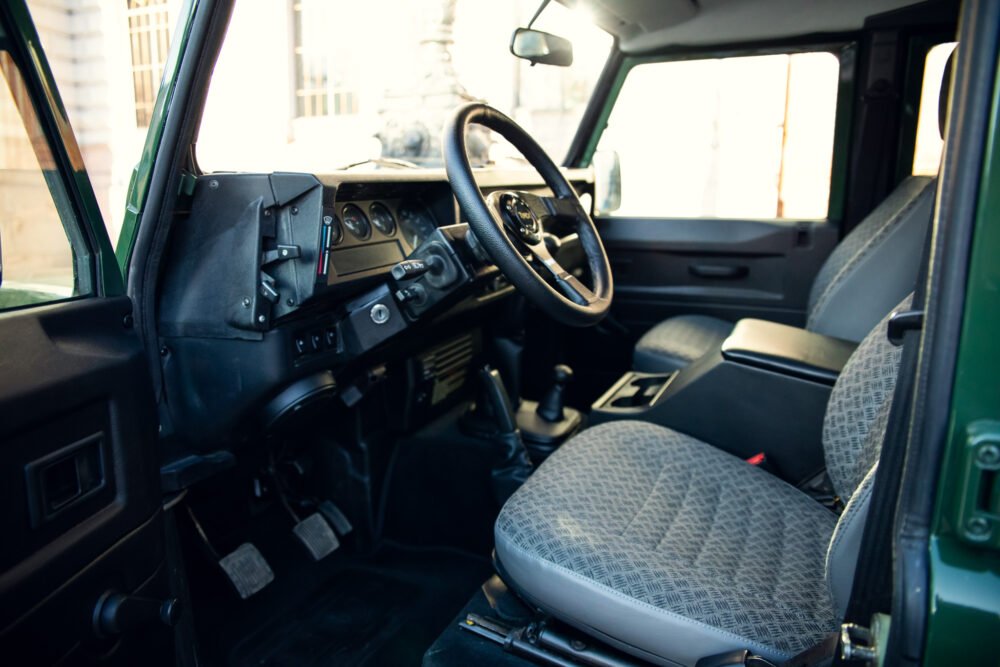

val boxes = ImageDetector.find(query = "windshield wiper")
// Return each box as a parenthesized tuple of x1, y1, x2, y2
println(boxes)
(337, 157, 420, 171)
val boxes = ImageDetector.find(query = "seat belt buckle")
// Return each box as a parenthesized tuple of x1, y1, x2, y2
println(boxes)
(887, 309, 924, 346)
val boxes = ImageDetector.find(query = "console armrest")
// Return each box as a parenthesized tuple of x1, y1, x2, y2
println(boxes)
(720, 319, 856, 385)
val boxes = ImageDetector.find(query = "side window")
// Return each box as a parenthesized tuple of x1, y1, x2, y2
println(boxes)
(0, 51, 89, 310)
(598, 51, 840, 220)
(912, 41, 957, 176)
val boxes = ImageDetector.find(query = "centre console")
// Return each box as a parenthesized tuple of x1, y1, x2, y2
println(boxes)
(591, 319, 858, 482)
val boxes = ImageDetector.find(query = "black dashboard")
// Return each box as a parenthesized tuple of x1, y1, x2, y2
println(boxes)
(156, 168, 591, 452)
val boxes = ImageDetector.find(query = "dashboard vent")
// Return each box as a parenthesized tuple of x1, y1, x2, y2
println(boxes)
(418, 333, 476, 405)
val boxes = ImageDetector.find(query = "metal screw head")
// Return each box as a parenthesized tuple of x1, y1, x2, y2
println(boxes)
(257, 314, 266, 324)
(208, 179, 219, 190)
(291, 206, 299, 215)
(966, 517, 991, 540)
(281, 248, 288, 257)
(286, 298, 295, 306)
(976, 443, 1000, 467)
(159, 346, 169, 357)
(370, 303, 390, 325)
(242, 297, 251, 308)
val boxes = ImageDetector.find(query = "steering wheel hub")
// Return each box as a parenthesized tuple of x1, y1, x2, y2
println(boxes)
(499, 193, 542, 244)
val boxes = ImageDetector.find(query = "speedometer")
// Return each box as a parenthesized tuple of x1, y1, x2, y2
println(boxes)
(397, 200, 438, 250)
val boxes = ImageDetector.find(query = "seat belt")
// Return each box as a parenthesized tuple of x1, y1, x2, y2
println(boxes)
(844, 30, 902, 235)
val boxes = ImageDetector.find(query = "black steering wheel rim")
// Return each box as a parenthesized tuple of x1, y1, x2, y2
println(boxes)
(443, 103, 613, 327)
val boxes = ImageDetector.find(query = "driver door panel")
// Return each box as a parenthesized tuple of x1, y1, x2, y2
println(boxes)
(0, 298, 172, 665)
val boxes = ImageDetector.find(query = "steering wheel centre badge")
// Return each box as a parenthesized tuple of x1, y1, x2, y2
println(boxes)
(501, 194, 541, 243)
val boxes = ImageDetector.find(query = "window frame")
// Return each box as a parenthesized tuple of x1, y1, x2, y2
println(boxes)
(577, 40, 858, 226)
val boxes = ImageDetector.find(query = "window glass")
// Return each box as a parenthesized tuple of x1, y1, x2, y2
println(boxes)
(196, 0, 612, 172)
(912, 42, 957, 176)
(26, 0, 183, 246)
(598, 52, 840, 219)
(0, 52, 87, 310)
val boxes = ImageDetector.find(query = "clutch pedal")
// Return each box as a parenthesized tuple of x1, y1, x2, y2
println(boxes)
(219, 543, 275, 600)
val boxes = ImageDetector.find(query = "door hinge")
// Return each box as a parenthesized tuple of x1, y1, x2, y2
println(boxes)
(957, 420, 1000, 549)
(840, 614, 891, 666)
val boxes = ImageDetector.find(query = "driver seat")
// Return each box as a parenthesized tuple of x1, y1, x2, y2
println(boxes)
(494, 296, 909, 666)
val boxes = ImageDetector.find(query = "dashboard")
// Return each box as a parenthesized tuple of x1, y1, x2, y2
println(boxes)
(156, 169, 591, 450)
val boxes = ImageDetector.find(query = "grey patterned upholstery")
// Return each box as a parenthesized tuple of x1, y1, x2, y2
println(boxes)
(806, 177, 934, 341)
(633, 177, 933, 373)
(632, 315, 735, 373)
(496, 297, 911, 666)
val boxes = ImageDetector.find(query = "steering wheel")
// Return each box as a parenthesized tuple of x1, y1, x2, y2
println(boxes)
(444, 103, 613, 327)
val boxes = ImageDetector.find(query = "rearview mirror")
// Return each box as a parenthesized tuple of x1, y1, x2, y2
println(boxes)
(593, 150, 621, 215)
(510, 28, 573, 67)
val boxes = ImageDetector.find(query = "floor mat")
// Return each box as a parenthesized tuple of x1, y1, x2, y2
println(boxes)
(225, 545, 490, 667)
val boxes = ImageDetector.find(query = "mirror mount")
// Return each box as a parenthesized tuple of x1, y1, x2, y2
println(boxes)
(525, 0, 551, 28)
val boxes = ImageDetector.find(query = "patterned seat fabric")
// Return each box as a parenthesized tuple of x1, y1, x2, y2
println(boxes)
(633, 176, 934, 373)
(496, 298, 908, 666)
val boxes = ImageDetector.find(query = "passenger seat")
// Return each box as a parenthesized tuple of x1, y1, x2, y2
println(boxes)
(633, 52, 951, 374)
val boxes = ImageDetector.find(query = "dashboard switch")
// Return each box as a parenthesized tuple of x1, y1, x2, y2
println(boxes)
(395, 284, 428, 306)
(390, 259, 431, 281)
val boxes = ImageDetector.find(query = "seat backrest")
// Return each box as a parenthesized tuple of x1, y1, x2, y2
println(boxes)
(820, 294, 910, 614)
(807, 48, 953, 343)
(805, 178, 934, 342)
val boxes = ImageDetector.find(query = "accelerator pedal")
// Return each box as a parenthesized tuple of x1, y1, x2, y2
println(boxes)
(318, 500, 353, 536)
(293, 512, 340, 561)
(219, 543, 275, 600)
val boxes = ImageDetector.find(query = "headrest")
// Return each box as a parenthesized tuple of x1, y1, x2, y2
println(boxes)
(939, 48, 956, 139)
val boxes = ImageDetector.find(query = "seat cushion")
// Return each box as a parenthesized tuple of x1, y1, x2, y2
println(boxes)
(495, 421, 838, 667)
(633, 315, 734, 373)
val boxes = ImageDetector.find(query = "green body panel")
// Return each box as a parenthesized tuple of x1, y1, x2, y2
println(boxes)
(116, 0, 198, 276)
(925, 53, 1000, 665)
(2, 0, 122, 296)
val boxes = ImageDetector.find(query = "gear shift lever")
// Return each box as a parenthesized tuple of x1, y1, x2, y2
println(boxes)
(536, 364, 573, 423)
(516, 364, 583, 461)
(461, 366, 533, 504)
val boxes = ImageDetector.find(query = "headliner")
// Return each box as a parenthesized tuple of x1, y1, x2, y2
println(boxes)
(559, 0, 934, 53)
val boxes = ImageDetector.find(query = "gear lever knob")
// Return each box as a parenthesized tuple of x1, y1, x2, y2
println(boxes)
(537, 364, 573, 423)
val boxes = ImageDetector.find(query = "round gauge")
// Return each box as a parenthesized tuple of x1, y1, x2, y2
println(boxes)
(322, 213, 343, 246)
(368, 202, 396, 237)
(340, 204, 371, 241)
(397, 200, 438, 250)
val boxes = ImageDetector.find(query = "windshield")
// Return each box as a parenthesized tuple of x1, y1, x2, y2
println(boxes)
(196, 1, 612, 173)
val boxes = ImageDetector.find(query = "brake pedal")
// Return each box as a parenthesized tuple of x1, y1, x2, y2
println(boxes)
(219, 543, 275, 600)
(318, 500, 353, 536)
(293, 512, 340, 560)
